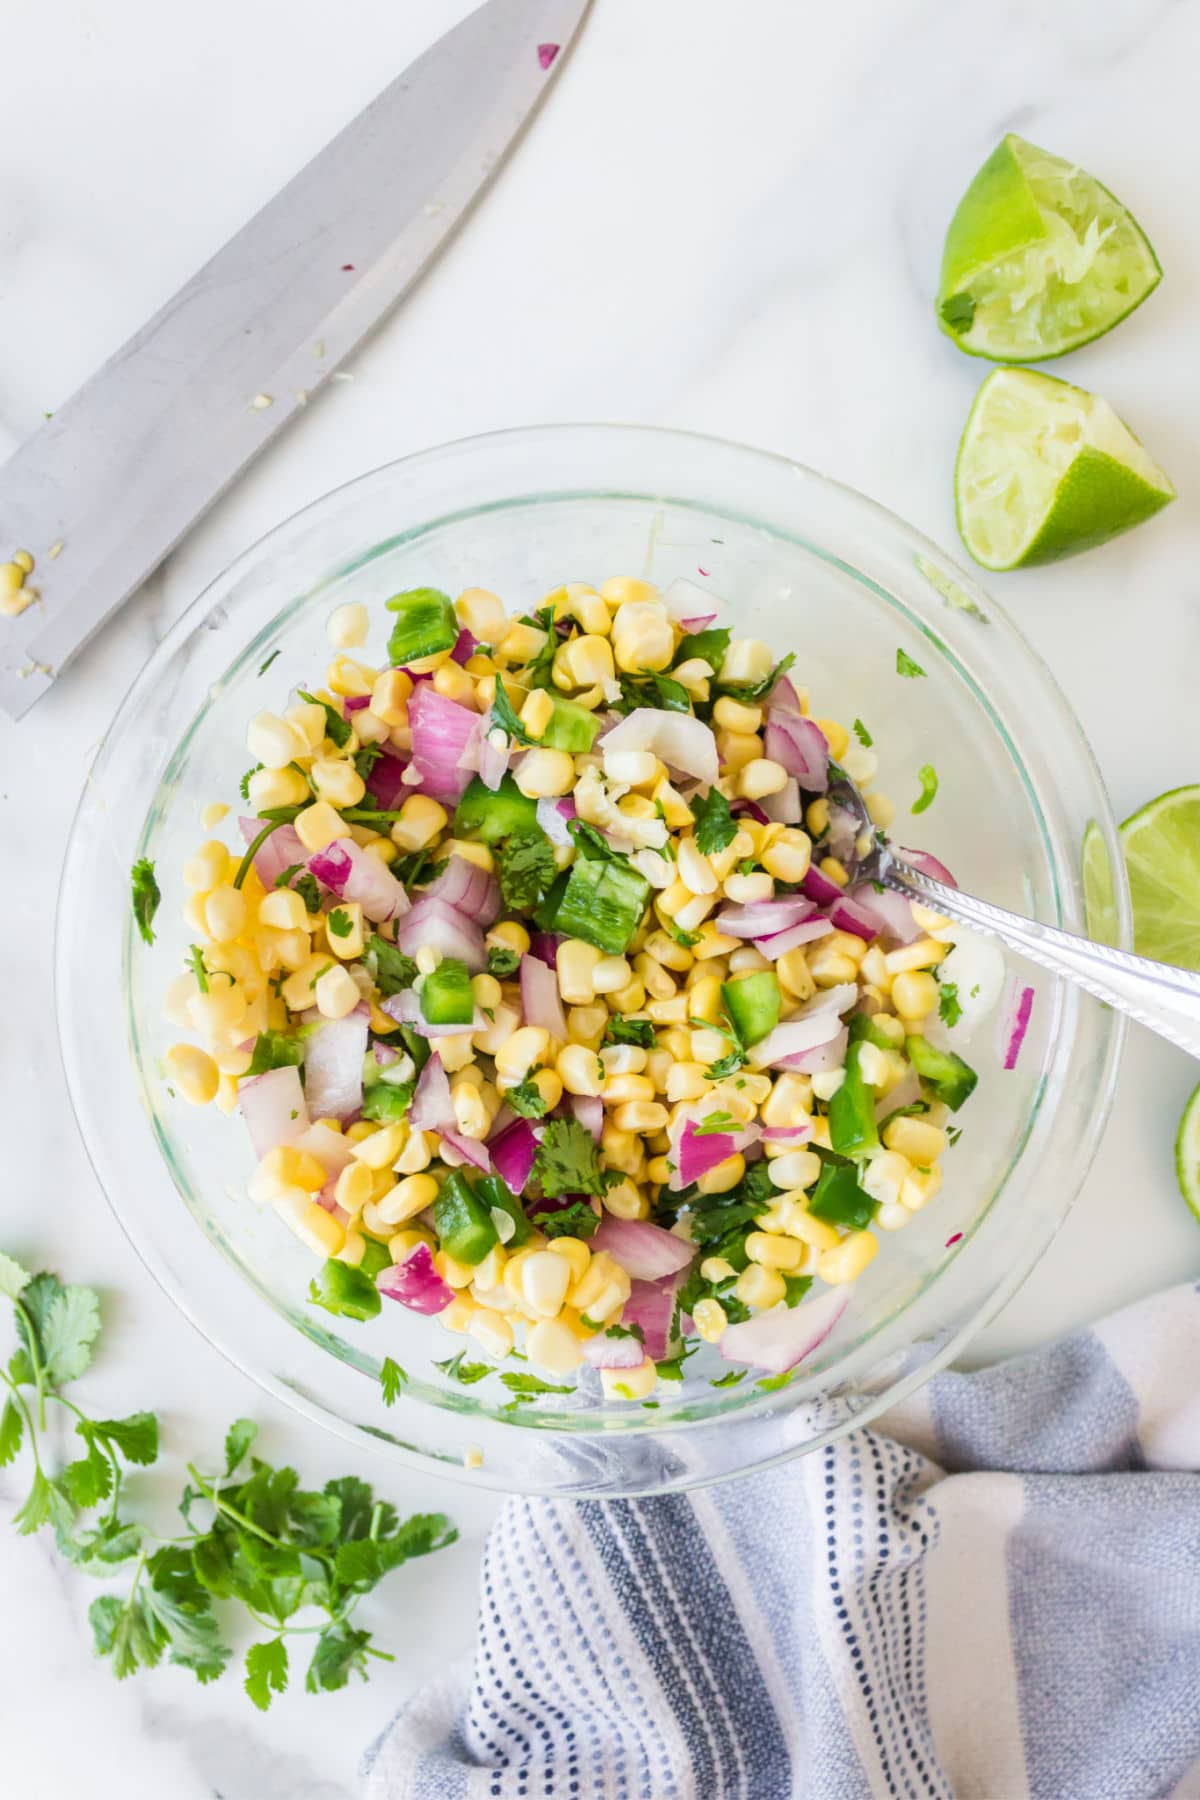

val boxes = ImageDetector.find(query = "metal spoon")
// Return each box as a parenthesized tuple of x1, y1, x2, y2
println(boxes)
(826, 771, 1200, 1060)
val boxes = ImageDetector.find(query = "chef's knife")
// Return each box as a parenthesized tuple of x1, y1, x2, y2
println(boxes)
(0, 0, 590, 720)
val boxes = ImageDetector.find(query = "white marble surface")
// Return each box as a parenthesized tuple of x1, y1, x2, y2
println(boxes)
(3, 0, 1199, 1793)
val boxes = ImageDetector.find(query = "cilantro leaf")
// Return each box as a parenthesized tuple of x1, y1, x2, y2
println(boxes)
(782, 1274, 813, 1309)
(225, 1419, 258, 1475)
(533, 1117, 609, 1198)
(757, 1369, 797, 1392)
(852, 718, 873, 748)
(0, 1251, 32, 1302)
(486, 944, 521, 978)
(245, 1637, 289, 1711)
(239, 763, 264, 800)
(710, 1369, 746, 1389)
(674, 626, 731, 671)
(333, 1513, 456, 1589)
(353, 742, 383, 782)
(131, 859, 161, 946)
(327, 907, 353, 939)
(92, 1412, 159, 1466)
(0, 1396, 23, 1467)
(505, 1077, 549, 1120)
(490, 676, 538, 746)
(62, 1431, 114, 1509)
(496, 830, 556, 914)
(896, 649, 926, 679)
(616, 671, 691, 714)
(692, 785, 736, 856)
(297, 690, 351, 750)
(530, 1202, 599, 1240)
(716, 652, 795, 703)
(500, 1372, 573, 1400)
(434, 1351, 493, 1386)
(246, 1031, 306, 1076)
(937, 980, 962, 1028)
(911, 764, 938, 814)
(379, 1358, 407, 1406)
(363, 934, 417, 997)
(603, 1016, 655, 1049)
(306, 1622, 372, 1693)
(274, 865, 321, 914)
(17, 1275, 102, 1387)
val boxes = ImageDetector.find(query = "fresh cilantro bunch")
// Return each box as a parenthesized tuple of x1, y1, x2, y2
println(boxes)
(0, 1254, 455, 1708)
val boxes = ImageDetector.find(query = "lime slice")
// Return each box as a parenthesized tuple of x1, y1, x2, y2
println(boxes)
(1081, 820, 1119, 947)
(955, 368, 1175, 570)
(1119, 786, 1200, 970)
(1175, 1082, 1200, 1224)
(937, 134, 1161, 361)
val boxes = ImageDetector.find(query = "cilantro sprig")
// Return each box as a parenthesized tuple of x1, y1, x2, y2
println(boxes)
(0, 1255, 455, 1708)
(130, 859, 161, 946)
(692, 785, 736, 856)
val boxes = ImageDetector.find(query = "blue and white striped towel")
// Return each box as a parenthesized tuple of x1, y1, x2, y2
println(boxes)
(364, 1283, 1200, 1799)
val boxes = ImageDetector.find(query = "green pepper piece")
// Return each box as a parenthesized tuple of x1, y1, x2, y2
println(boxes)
(308, 1259, 382, 1322)
(433, 1169, 499, 1265)
(420, 957, 475, 1027)
(721, 971, 781, 1046)
(385, 587, 458, 664)
(475, 1173, 533, 1248)
(828, 1016, 881, 1157)
(549, 858, 650, 954)
(807, 1160, 877, 1231)
(357, 1238, 393, 1280)
(453, 774, 540, 844)
(904, 1035, 979, 1111)
(361, 1082, 415, 1124)
(539, 696, 601, 753)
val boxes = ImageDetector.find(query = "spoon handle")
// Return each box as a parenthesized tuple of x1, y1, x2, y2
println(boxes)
(889, 860, 1200, 1059)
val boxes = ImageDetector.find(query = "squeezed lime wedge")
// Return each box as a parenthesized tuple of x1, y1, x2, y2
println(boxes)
(1119, 786, 1200, 971)
(938, 134, 1161, 362)
(955, 368, 1174, 570)
(1176, 1082, 1200, 1226)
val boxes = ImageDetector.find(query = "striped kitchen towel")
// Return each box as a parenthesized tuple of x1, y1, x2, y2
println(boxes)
(363, 1283, 1200, 1799)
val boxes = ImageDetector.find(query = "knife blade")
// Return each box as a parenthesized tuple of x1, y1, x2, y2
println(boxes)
(0, 0, 590, 720)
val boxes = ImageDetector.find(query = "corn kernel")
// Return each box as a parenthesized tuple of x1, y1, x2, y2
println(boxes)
(273, 1191, 345, 1257)
(891, 970, 940, 1021)
(466, 1308, 514, 1360)
(882, 1116, 947, 1165)
(164, 1043, 219, 1105)
(247, 710, 308, 770)
(546, 1236, 591, 1283)
(735, 1263, 786, 1309)
(327, 601, 369, 648)
(692, 1297, 728, 1342)
(514, 747, 575, 799)
(325, 900, 365, 959)
(884, 937, 948, 976)
(495, 1026, 551, 1085)
(315, 962, 362, 1020)
(311, 757, 367, 809)
(817, 1230, 879, 1285)
(325, 655, 378, 699)
(295, 801, 353, 855)
(600, 1357, 657, 1401)
(556, 1042, 604, 1097)
(761, 829, 812, 885)
(900, 1163, 943, 1212)
(816, 718, 849, 760)
(526, 1319, 585, 1376)
(696, 1154, 745, 1195)
(746, 1231, 807, 1272)
(389, 793, 447, 852)
(601, 1180, 650, 1222)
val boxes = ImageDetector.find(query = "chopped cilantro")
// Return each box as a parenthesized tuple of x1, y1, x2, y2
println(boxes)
(433, 1351, 493, 1386)
(674, 626, 730, 671)
(603, 1016, 656, 1049)
(505, 1078, 549, 1120)
(710, 1369, 746, 1389)
(239, 763, 262, 801)
(489, 676, 538, 746)
(937, 980, 962, 1028)
(257, 648, 281, 676)
(911, 764, 938, 814)
(852, 718, 873, 747)
(496, 830, 557, 913)
(363, 935, 417, 997)
(130, 858, 161, 946)
(896, 649, 927, 679)
(297, 690, 352, 749)
(530, 1202, 600, 1240)
(275, 866, 322, 915)
(716, 652, 795, 703)
(353, 743, 383, 782)
(533, 1117, 610, 1199)
(379, 1358, 407, 1406)
(246, 1031, 306, 1076)
(327, 908, 353, 940)
(692, 785, 736, 856)
(616, 671, 692, 714)
(486, 944, 521, 978)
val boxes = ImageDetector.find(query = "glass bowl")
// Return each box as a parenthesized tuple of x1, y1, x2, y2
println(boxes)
(58, 424, 1127, 1495)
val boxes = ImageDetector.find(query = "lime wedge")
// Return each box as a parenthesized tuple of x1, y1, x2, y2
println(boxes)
(937, 134, 1161, 361)
(1175, 1081, 1200, 1224)
(955, 368, 1175, 570)
(1081, 820, 1119, 947)
(1119, 786, 1200, 970)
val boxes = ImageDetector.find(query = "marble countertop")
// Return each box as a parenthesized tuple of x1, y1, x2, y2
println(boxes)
(3, 0, 1199, 1793)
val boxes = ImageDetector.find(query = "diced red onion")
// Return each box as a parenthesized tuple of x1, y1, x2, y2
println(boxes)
(752, 1013, 845, 1067)
(449, 627, 478, 666)
(754, 918, 833, 959)
(775, 1026, 848, 1074)
(439, 1128, 492, 1172)
(424, 855, 501, 927)
(841, 884, 920, 944)
(719, 1289, 849, 1373)
(407, 1052, 453, 1132)
(622, 1270, 686, 1362)
(529, 932, 562, 968)
(407, 684, 482, 806)
(676, 1120, 735, 1187)
(761, 778, 802, 825)
(314, 1180, 339, 1213)
(582, 1329, 647, 1370)
(536, 41, 560, 70)
(239, 817, 307, 890)
(308, 838, 410, 923)
(240, 1066, 310, 1159)
(715, 895, 816, 938)
(343, 695, 371, 713)
(488, 1118, 541, 1194)
(1002, 983, 1035, 1070)
(874, 1065, 921, 1127)
(661, 576, 721, 623)
(801, 867, 845, 907)
(680, 611, 717, 631)
(731, 798, 769, 825)
(826, 803, 860, 863)
(900, 846, 958, 888)
(761, 1122, 813, 1143)
(478, 730, 510, 791)
(377, 1242, 455, 1315)
(302, 1009, 369, 1121)
(569, 1094, 604, 1142)
(287, 1120, 357, 1176)
(599, 709, 718, 786)
(592, 1216, 694, 1282)
(535, 796, 577, 846)
(767, 674, 804, 717)
(522, 953, 567, 1040)
(394, 896, 485, 971)
(763, 713, 829, 793)
(373, 1041, 401, 1068)
(827, 893, 883, 943)
(365, 748, 410, 810)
